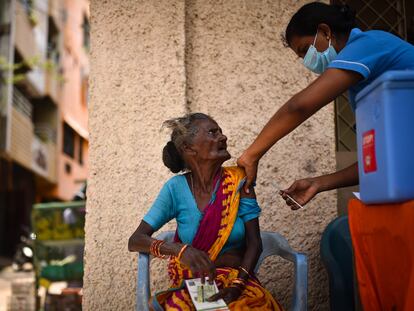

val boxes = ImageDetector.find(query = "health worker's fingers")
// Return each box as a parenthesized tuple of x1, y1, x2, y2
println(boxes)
(283, 181, 297, 195)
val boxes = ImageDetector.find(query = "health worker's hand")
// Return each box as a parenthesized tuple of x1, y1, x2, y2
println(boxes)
(207, 286, 242, 305)
(179, 246, 216, 284)
(280, 178, 320, 210)
(237, 153, 258, 194)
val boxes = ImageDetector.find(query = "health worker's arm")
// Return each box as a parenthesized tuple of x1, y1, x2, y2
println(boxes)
(281, 162, 359, 209)
(238, 68, 362, 192)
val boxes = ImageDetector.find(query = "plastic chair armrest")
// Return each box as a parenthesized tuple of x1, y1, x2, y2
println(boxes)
(136, 253, 150, 311)
(291, 253, 308, 311)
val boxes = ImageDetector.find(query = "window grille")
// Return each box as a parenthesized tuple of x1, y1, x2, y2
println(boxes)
(332, 0, 408, 151)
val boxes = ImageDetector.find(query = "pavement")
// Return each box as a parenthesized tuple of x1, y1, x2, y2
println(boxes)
(0, 265, 35, 311)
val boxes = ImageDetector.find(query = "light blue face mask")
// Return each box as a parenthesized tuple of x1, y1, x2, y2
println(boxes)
(303, 32, 337, 74)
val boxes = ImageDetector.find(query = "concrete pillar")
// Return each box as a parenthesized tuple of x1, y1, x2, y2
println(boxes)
(84, 1, 186, 309)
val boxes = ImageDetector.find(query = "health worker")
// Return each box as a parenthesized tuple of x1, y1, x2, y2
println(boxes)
(237, 2, 414, 209)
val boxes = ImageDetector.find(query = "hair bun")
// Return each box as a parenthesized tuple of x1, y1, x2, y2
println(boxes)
(162, 141, 185, 173)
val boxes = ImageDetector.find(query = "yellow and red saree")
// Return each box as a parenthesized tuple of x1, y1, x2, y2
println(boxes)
(151, 167, 283, 311)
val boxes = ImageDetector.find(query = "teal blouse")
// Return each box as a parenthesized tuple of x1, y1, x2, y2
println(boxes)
(143, 175, 261, 254)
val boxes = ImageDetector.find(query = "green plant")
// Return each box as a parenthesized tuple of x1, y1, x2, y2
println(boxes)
(27, 0, 38, 26)
(0, 55, 65, 85)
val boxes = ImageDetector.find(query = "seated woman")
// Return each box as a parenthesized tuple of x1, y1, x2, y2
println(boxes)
(128, 113, 282, 310)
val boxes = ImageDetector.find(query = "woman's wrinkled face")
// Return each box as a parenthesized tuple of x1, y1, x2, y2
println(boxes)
(188, 118, 230, 162)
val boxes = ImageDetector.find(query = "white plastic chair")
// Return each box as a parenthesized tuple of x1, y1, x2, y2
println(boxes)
(136, 231, 308, 311)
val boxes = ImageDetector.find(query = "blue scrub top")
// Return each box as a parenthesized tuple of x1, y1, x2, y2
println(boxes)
(143, 174, 261, 254)
(327, 28, 414, 110)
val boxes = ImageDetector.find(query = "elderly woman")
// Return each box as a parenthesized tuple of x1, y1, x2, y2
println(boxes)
(128, 113, 282, 310)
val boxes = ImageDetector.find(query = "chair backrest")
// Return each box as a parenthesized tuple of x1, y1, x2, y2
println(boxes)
(255, 231, 297, 272)
(320, 215, 355, 311)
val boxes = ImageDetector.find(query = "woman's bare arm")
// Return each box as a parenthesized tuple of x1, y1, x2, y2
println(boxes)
(128, 221, 216, 283)
(239, 218, 262, 276)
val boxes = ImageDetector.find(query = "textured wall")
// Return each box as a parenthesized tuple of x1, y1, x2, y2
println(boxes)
(84, 1, 186, 309)
(86, 0, 335, 310)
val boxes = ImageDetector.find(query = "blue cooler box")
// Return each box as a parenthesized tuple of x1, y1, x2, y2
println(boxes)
(355, 70, 414, 204)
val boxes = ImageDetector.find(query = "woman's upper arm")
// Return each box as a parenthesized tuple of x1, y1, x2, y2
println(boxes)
(135, 220, 155, 236)
(238, 197, 261, 224)
(142, 182, 175, 231)
(244, 218, 261, 245)
(292, 68, 362, 114)
(240, 183, 256, 199)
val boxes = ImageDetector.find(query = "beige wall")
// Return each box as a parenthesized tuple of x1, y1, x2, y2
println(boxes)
(85, 0, 336, 310)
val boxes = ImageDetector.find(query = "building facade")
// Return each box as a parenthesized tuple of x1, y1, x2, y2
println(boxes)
(0, 0, 89, 258)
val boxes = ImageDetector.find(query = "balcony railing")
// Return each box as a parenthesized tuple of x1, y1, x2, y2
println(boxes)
(12, 87, 32, 118)
(35, 123, 57, 143)
(10, 88, 57, 183)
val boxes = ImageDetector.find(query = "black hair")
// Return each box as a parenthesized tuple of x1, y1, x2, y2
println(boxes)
(162, 113, 212, 173)
(285, 2, 356, 46)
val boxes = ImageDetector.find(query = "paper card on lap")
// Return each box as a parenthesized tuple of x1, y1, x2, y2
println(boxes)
(184, 278, 229, 311)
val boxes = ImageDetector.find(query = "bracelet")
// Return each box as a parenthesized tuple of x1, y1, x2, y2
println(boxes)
(156, 241, 168, 259)
(177, 244, 190, 260)
(232, 278, 246, 285)
(150, 240, 162, 256)
(238, 266, 250, 277)
(150, 240, 167, 259)
(231, 278, 246, 289)
(149, 240, 160, 256)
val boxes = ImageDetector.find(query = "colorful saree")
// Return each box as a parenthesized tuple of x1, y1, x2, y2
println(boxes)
(150, 166, 283, 311)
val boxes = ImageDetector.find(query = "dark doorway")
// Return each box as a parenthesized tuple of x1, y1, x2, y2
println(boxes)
(0, 159, 35, 258)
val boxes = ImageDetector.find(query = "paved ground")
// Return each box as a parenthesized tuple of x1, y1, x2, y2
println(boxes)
(0, 266, 35, 311)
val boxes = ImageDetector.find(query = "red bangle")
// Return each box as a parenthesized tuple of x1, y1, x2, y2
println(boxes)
(231, 278, 246, 289)
(177, 244, 189, 261)
(238, 266, 250, 277)
(150, 240, 167, 259)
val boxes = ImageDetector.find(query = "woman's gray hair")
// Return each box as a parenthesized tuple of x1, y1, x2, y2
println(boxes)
(162, 113, 212, 173)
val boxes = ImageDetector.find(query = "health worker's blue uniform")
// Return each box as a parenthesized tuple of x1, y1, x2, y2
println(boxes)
(327, 28, 414, 110)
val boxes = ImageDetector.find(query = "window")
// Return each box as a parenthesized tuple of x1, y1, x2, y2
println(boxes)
(332, 0, 412, 151)
(63, 123, 75, 158)
(81, 77, 88, 106)
(80, 68, 89, 106)
(47, 17, 60, 65)
(78, 137, 84, 165)
(82, 15, 90, 51)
